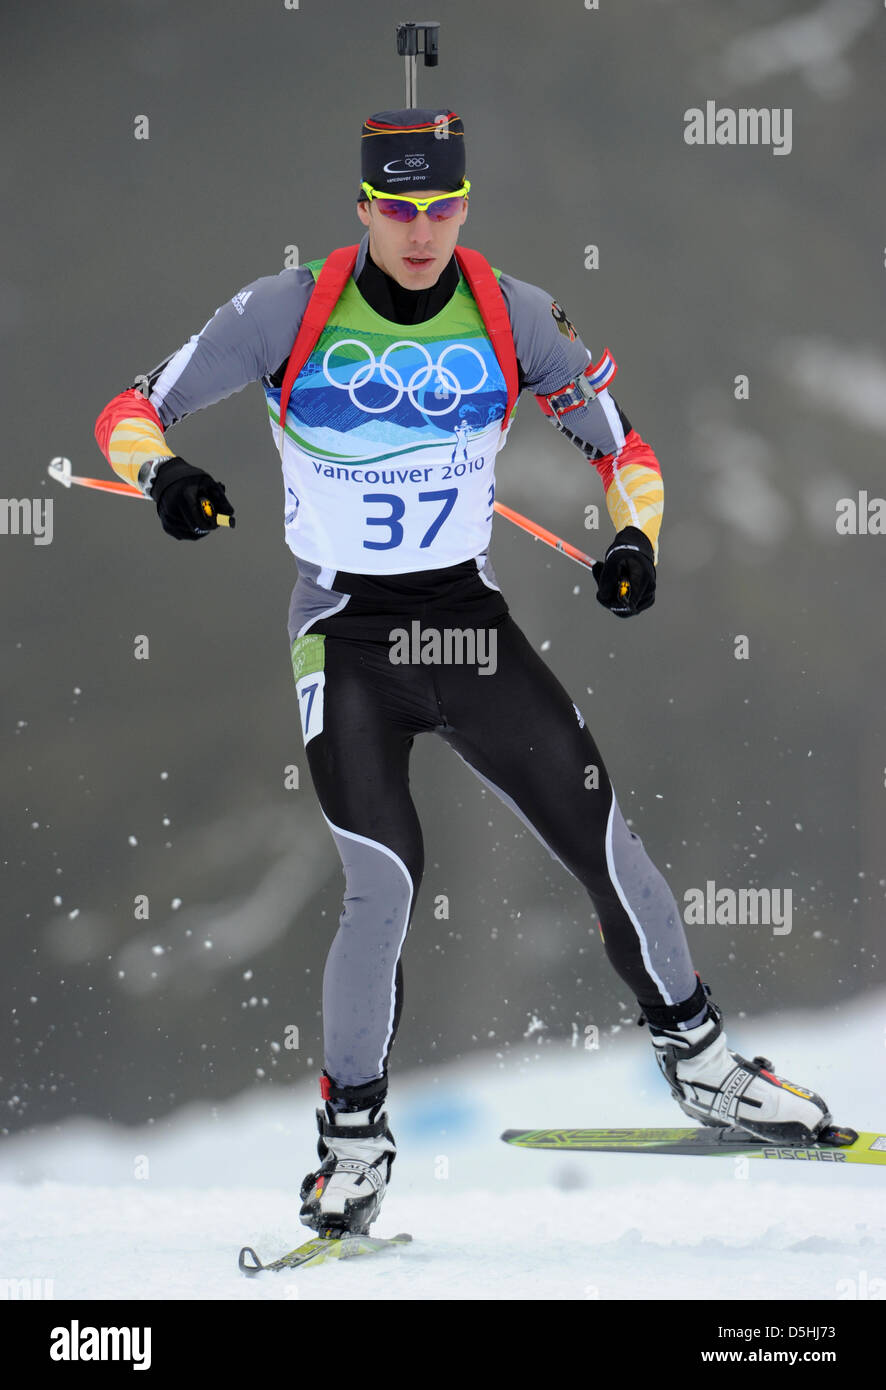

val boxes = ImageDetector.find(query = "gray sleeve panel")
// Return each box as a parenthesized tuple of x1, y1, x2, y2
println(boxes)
(498, 271, 626, 459)
(144, 265, 316, 430)
(498, 272, 594, 393)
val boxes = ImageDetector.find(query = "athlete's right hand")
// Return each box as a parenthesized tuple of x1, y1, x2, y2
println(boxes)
(150, 457, 235, 540)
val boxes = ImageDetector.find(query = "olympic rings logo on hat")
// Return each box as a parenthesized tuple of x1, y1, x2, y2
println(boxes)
(383, 156, 430, 173)
(322, 339, 488, 417)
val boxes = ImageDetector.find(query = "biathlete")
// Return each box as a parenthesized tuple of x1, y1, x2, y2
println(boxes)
(95, 107, 833, 1238)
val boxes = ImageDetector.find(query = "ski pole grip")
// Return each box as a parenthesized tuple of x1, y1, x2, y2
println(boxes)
(199, 496, 235, 528)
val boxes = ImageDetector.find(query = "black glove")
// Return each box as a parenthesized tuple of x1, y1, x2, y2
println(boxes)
(150, 456, 235, 541)
(591, 525, 656, 618)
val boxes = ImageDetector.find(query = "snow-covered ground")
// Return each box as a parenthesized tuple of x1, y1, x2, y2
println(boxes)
(2, 992, 884, 1300)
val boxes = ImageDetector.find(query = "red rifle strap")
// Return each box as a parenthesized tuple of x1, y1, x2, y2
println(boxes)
(453, 246, 519, 433)
(275, 244, 360, 445)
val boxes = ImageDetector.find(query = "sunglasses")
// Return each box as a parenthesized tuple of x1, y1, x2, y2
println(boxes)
(360, 179, 471, 223)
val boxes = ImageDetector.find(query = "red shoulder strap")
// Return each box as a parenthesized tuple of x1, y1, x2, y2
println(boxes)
(276, 244, 360, 446)
(453, 246, 520, 435)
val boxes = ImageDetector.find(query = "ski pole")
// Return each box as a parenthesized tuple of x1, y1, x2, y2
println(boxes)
(493, 501, 629, 603)
(47, 459, 233, 525)
(492, 500, 597, 573)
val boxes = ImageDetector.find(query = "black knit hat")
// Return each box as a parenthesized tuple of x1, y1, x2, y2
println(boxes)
(358, 108, 466, 200)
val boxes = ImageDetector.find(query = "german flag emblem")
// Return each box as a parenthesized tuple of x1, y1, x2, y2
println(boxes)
(551, 300, 577, 341)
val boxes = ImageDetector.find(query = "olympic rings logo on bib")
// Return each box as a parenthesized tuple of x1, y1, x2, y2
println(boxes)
(322, 339, 488, 417)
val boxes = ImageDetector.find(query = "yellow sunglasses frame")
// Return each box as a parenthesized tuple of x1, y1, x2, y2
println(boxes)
(360, 179, 471, 216)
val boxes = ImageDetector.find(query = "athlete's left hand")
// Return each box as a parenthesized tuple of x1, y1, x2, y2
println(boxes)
(592, 526, 656, 618)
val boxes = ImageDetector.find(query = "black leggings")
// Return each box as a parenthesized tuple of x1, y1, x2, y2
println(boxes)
(288, 564, 700, 1087)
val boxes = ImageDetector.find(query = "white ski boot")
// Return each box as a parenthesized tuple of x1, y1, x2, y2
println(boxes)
(299, 1074, 396, 1237)
(646, 993, 831, 1143)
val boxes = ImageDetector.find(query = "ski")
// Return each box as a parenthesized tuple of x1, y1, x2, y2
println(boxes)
(238, 1231, 412, 1275)
(501, 1125, 886, 1166)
